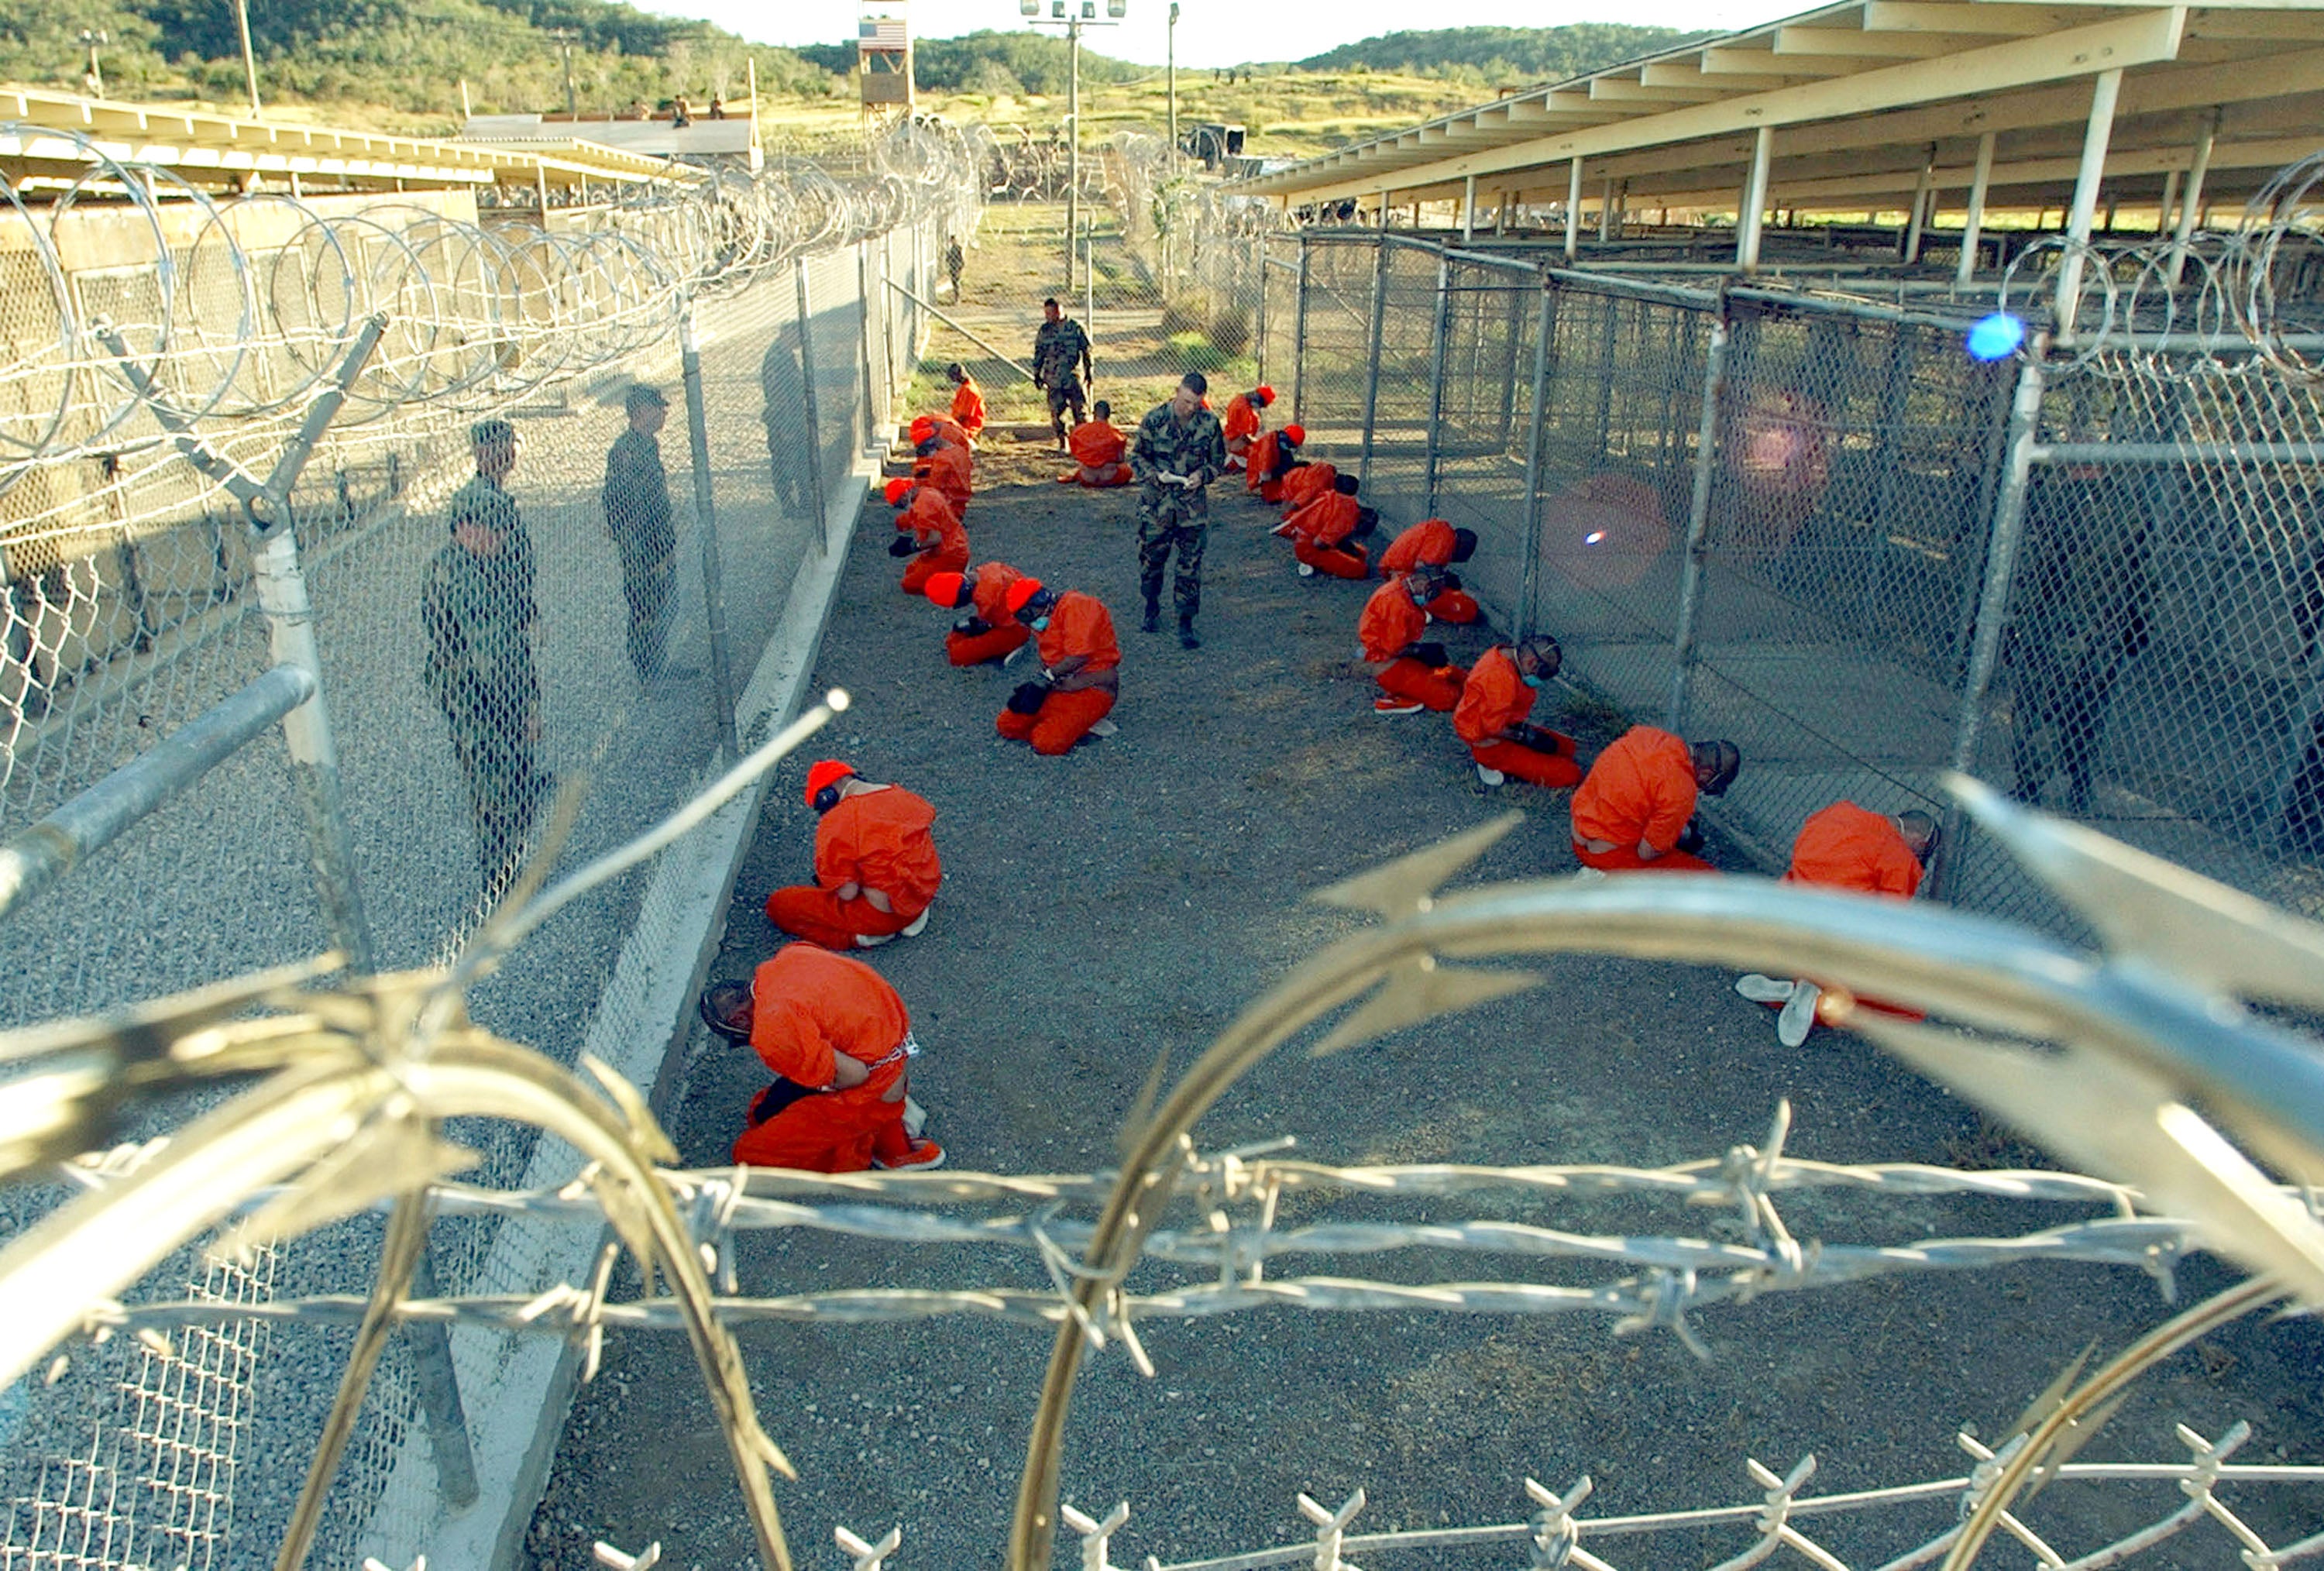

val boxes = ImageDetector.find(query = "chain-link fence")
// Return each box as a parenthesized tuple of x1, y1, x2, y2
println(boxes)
(0, 128, 979, 1568)
(1255, 221, 2324, 934)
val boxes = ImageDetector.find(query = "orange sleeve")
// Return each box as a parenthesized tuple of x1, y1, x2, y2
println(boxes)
(751, 965, 836, 1087)
(1358, 583, 1421, 661)
(1638, 751, 1698, 854)
(1246, 434, 1277, 491)
(1283, 495, 1326, 540)
(1223, 397, 1258, 442)
(1452, 650, 1530, 744)
(1873, 837, 1926, 899)
(952, 383, 985, 431)
(813, 809, 857, 890)
(1312, 494, 1360, 546)
(1047, 594, 1119, 672)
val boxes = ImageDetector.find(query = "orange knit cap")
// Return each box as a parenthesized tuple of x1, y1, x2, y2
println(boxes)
(1255, 385, 1274, 403)
(803, 758, 854, 808)
(909, 415, 935, 441)
(1284, 424, 1306, 445)
(883, 477, 913, 506)
(1003, 576, 1046, 616)
(923, 571, 969, 608)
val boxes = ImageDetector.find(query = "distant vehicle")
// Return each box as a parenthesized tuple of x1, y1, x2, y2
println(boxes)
(1181, 122, 1244, 170)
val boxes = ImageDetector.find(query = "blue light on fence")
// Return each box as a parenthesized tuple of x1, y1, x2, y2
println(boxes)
(1967, 312, 2026, 362)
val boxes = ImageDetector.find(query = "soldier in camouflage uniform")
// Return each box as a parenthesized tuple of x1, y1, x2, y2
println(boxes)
(424, 419, 548, 892)
(1031, 297, 1092, 449)
(603, 383, 676, 682)
(1130, 371, 1229, 650)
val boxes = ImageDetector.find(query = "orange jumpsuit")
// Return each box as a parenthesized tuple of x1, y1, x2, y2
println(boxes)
(896, 491, 970, 596)
(1569, 725, 1713, 873)
(1057, 419, 1132, 486)
(1246, 431, 1300, 501)
(947, 560, 1033, 666)
(731, 944, 919, 1172)
(1378, 520, 1482, 624)
(949, 377, 986, 442)
(1358, 579, 1466, 711)
(1222, 394, 1263, 462)
(1454, 647, 1580, 787)
(1284, 492, 1371, 579)
(765, 785, 943, 949)
(916, 414, 971, 449)
(1276, 462, 1337, 517)
(996, 590, 1119, 755)
(1779, 801, 1926, 1022)
(915, 442, 974, 511)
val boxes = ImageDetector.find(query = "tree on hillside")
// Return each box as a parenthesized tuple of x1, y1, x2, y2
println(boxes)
(1294, 24, 1713, 83)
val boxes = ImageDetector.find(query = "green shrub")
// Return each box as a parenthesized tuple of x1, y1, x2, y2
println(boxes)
(1164, 329, 1227, 373)
(1159, 300, 1208, 338)
(1208, 308, 1252, 357)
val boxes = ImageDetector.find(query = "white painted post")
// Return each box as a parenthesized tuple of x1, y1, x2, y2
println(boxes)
(1958, 130, 1996, 289)
(1903, 150, 1934, 263)
(2168, 109, 2217, 287)
(1600, 175, 1616, 242)
(1461, 173, 1476, 242)
(1565, 156, 1583, 260)
(1738, 125, 1774, 271)
(2054, 67, 2123, 338)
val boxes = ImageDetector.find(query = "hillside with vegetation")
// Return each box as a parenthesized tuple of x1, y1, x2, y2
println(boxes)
(1294, 24, 1715, 84)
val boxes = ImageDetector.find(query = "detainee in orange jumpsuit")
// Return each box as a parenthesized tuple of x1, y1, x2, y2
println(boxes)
(996, 578, 1120, 755)
(909, 413, 972, 452)
(1282, 481, 1380, 580)
(1055, 398, 1133, 486)
(1454, 637, 1582, 789)
(887, 480, 970, 596)
(1359, 568, 1468, 714)
(1245, 424, 1305, 502)
(1569, 726, 1739, 873)
(1736, 803, 1939, 1043)
(923, 565, 1032, 666)
(914, 437, 975, 513)
(1221, 384, 1274, 468)
(704, 943, 944, 1173)
(1274, 458, 1336, 519)
(765, 761, 943, 949)
(1378, 519, 1483, 624)
(944, 362, 986, 443)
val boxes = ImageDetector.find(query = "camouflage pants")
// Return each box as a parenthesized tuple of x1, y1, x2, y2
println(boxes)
(443, 709, 548, 885)
(1138, 491, 1208, 620)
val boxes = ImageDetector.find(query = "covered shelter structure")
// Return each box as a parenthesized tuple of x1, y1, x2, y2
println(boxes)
(1239, 0, 2324, 280)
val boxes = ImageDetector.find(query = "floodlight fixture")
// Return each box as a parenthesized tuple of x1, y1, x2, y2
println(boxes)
(1108, 0, 1128, 15)
(1021, 0, 1039, 13)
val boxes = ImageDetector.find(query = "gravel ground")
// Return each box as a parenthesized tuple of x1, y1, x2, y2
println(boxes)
(524, 439, 2324, 1571)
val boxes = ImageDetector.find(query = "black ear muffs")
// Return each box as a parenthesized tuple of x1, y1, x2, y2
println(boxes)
(812, 785, 844, 813)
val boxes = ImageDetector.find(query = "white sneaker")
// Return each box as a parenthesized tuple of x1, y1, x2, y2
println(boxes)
(854, 931, 896, 950)
(901, 906, 931, 937)
(902, 1095, 927, 1138)
(1476, 765, 1506, 787)
(1088, 717, 1119, 737)
(1373, 697, 1424, 716)
(1002, 641, 1029, 667)
(1569, 866, 1607, 883)
(1734, 974, 1796, 1005)
(1777, 981, 1821, 1047)
(1296, 562, 1315, 577)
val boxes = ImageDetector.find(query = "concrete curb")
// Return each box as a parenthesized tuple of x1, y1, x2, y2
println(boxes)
(362, 467, 871, 1571)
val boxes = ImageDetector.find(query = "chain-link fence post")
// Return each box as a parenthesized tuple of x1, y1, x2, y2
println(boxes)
(1422, 250, 1452, 515)
(857, 240, 881, 453)
(1935, 347, 2049, 894)
(1517, 270, 1555, 639)
(795, 255, 834, 555)
(680, 305, 740, 758)
(1291, 233, 1312, 428)
(1252, 232, 1268, 386)
(1357, 232, 1391, 488)
(406, 1247, 479, 1510)
(1664, 306, 1731, 732)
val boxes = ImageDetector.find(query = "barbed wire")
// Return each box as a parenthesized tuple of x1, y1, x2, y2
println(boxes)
(0, 119, 995, 490)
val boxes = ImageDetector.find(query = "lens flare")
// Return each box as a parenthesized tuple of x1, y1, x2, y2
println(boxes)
(1967, 312, 2026, 363)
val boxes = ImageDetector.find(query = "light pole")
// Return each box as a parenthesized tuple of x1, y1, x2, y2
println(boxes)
(550, 28, 578, 118)
(77, 29, 106, 98)
(233, 0, 261, 116)
(1023, 0, 1126, 297)
(1167, 3, 1178, 170)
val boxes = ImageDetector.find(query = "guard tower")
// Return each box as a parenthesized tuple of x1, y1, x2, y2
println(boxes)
(859, 3, 915, 126)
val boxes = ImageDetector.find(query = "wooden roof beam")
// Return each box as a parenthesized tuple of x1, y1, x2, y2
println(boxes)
(1860, 3, 2096, 35)
(1772, 24, 1990, 56)
(1697, 46, 1869, 76)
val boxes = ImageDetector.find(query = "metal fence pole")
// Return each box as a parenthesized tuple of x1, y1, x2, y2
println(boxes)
(795, 255, 833, 555)
(856, 240, 881, 452)
(1938, 349, 2046, 868)
(1516, 272, 1556, 639)
(878, 231, 899, 405)
(1356, 231, 1391, 488)
(1421, 252, 1452, 514)
(1291, 233, 1311, 428)
(679, 306, 740, 758)
(405, 1247, 478, 1509)
(1252, 232, 1267, 383)
(1665, 308, 1732, 732)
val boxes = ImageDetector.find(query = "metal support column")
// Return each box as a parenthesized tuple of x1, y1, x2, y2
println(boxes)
(1421, 251, 1452, 514)
(1515, 273, 1555, 639)
(680, 306, 739, 758)
(1600, 176, 1617, 243)
(855, 241, 880, 451)
(1958, 131, 1996, 288)
(2054, 68, 2123, 337)
(1903, 150, 1934, 263)
(793, 256, 833, 554)
(2167, 109, 2217, 287)
(1291, 233, 1311, 428)
(1565, 158, 1583, 261)
(1737, 126, 1774, 271)
(1937, 349, 2048, 892)
(1356, 232, 1391, 488)
(1252, 232, 1269, 390)
(1666, 310, 1731, 732)
(1460, 174, 1477, 243)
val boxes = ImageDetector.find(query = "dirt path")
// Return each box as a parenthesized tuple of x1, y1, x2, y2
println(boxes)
(522, 432, 2322, 1569)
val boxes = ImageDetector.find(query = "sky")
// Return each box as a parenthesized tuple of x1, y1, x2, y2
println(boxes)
(648, 0, 1800, 72)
